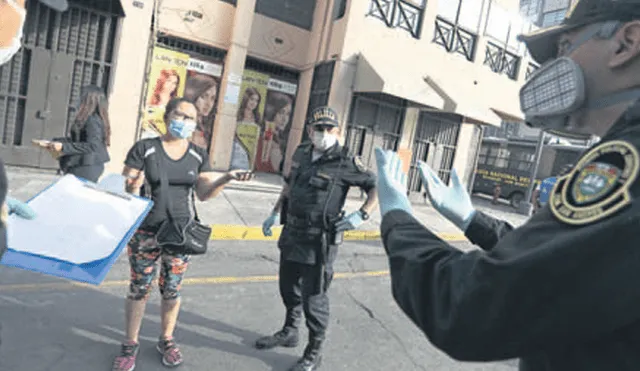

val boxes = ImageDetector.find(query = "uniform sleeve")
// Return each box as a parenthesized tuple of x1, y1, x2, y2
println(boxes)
(463, 210, 514, 251)
(61, 116, 104, 155)
(341, 157, 376, 192)
(124, 141, 146, 170)
(380, 204, 640, 362)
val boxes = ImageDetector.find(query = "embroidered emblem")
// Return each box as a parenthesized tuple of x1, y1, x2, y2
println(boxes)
(550, 140, 640, 226)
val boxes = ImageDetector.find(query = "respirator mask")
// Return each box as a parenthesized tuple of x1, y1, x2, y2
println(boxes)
(312, 130, 338, 151)
(519, 21, 640, 137)
(168, 119, 197, 139)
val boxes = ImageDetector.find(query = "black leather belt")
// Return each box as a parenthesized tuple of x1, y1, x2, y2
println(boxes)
(286, 214, 324, 235)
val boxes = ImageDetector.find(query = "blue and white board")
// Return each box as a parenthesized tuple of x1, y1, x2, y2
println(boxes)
(1, 174, 153, 285)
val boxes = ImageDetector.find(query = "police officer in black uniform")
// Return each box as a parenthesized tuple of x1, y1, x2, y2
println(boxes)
(373, 1, 640, 370)
(256, 106, 378, 371)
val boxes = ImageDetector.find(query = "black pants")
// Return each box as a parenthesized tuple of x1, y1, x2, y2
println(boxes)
(65, 164, 104, 183)
(279, 259, 334, 341)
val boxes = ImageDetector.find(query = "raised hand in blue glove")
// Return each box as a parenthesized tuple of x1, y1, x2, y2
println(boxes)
(374, 147, 412, 217)
(334, 211, 364, 232)
(6, 196, 36, 220)
(418, 162, 475, 231)
(262, 212, 279, 237)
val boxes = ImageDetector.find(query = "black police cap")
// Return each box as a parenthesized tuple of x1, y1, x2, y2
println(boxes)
(519, 0, 640, 64)
(308, 106, 339, 127)
(38, 0, 68, 12)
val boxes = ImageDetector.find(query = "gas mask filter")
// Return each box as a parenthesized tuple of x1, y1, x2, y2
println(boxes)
(519, 20, 640, 139)
(519, 57, 586, 133)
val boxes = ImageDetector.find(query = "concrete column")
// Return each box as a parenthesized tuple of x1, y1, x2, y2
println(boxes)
(208, 0, 256, 170)
(397, 106, 419, 173)
(281, 68, 314, 175)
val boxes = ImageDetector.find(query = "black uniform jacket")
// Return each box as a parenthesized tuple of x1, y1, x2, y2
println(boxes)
(380, 101, 640, 371)
(279, 142, 376, 264)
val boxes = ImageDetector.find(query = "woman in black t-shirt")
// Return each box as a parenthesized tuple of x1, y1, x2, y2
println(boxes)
(112, 98, 252, 371)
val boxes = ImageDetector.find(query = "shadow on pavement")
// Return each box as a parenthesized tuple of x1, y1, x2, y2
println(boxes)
(0, 276, 298, 371)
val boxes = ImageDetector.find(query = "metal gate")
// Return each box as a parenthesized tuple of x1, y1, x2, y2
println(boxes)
(0, 0, 122, 168)
(408, 111, 461, 193)
(344, 94, 405, 169)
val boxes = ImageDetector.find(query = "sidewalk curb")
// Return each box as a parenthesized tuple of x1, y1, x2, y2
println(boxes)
(208, 225, 467, 242)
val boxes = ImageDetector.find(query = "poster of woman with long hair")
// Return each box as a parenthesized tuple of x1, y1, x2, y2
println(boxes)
(255, 87, 296, 173)
(183, 58, 222, 152)
(141, 47, 189, 138)
(229, 70, 268, 170)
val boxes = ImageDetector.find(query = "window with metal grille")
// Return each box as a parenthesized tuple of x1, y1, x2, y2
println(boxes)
(244, 56, 300, 82)
(346, 94, 405, 157)
(407, 111, 461, 192)
(367, 0, 426, 39)
(432, 0, 479, 61)
(255, 0, 317, 31)
(0, 0, 121, 166)
(156, 34, 227, 61)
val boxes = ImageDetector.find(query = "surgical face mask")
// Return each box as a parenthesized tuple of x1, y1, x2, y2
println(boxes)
(312, 131, 337, 151)
(0, 0, 26, 66)
(168, 119, 197, 139)
(519, 21, 640, 137)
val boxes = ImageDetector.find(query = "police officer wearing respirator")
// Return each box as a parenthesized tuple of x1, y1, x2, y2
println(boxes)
(256, 106, 378, 371)
(0, 0, 67, 257)
(373, 0, 640, 370)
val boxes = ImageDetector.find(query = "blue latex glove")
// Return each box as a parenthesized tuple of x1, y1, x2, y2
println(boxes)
(6, 196, 36, 220)
(262, 212, 279, 237)
(418, 162, 476, 231)
(374, 148, 413, 217)
(334, 211, 364, 232)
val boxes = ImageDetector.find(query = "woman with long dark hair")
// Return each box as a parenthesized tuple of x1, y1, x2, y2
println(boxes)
(47, 85, 111, 182)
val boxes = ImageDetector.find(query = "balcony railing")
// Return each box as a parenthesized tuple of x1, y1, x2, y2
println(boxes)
(483, 42, 521, 80)
(432, 17, 477, 62)
(368, 0, 424, 38)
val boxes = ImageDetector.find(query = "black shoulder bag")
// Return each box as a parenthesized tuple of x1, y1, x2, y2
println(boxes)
(154, 146, 211, 255)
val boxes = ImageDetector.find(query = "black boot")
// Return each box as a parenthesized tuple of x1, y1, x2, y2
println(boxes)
(288, 338, 323, 371)
(255, 327, 299, 350)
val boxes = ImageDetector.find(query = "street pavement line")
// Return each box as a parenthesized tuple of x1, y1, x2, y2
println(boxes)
(209, 225, 467, 242)
(0, 270, 391, 292)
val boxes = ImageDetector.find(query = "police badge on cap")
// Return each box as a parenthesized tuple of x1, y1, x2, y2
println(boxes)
(308, 106, 339, 127)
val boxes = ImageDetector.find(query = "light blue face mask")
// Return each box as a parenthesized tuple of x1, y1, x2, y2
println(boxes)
(168, 119, 197, 139)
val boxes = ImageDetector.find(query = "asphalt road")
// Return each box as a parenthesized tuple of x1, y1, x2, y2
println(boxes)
(0, 239, 519, 371)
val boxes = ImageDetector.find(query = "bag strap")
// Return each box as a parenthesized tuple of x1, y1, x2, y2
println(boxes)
(156, 140, 176, 224)
(156, 138, 201, 223)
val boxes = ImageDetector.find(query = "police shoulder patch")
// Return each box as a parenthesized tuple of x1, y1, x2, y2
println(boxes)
(550, 140, 640, 226)
(353, 156, 367, 172)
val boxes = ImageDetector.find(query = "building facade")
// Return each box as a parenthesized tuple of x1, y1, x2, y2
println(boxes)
(0, 0, 547, 197)
(520, 0, 577, 28)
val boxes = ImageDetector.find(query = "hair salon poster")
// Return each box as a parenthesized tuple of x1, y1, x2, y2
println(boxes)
(141, 46, 223, 154)
(254, 78, 297, 173)
(141, 47, 189, 139)
(229, 70, 269, 171)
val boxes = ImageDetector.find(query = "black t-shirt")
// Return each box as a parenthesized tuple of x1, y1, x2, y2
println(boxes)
(124, 138, 213, 230)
